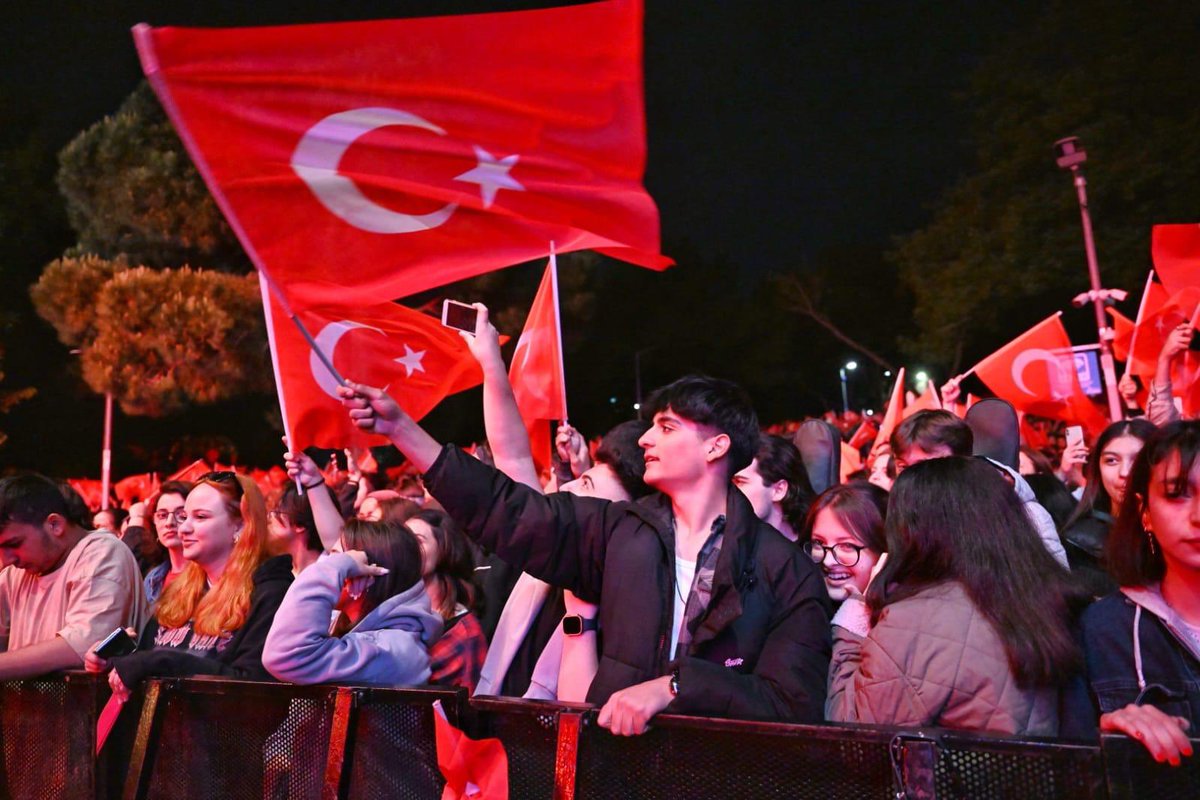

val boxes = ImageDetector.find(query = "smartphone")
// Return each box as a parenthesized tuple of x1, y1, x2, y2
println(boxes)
(94, 627, 137, 659)
(441, 300, 478, 334)
(1065, 425, 1084, 449)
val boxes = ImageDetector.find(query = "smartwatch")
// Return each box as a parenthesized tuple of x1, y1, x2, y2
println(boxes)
(561, 615, 598, 636)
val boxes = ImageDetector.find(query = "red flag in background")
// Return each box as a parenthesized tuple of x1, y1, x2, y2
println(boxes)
(871, 368, 906, 455)
(1152, 224, 1200, 296)
(969, 313, 1108, 435)
(133, 0, 669, 312)
(433, 700, 508, 800)
(260, 276, 486, 449)
(1107, 307, 1136, 363)
(902, 382, 941, 419)
(1127, 286, 1200, 379)
(509, 256, 568, 471)
(847, 420, 877, 451)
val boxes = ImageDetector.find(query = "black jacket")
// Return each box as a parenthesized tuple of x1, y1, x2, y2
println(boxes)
(424, 445, 832, 722)
(113, 555, 294, 687)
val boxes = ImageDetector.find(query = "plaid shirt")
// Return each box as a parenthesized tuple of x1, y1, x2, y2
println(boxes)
(430, 611, 487, 693)
(674, 515, 726, 656)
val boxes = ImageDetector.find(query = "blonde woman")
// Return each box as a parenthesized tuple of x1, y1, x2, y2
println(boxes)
(86, 472, 293, 697)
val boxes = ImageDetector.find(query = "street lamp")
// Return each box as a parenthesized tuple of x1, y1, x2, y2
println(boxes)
(839, 360, 858, 414)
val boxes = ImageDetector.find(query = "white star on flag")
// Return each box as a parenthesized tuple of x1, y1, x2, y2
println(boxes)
(395, 344, 426, 377)
(455, 145, 524, 208)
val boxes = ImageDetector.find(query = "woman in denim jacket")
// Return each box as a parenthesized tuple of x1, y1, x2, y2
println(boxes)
(1080, 421, 1200, 766)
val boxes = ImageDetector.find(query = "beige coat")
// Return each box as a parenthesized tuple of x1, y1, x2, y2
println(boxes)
(826, 582, 1058, 736)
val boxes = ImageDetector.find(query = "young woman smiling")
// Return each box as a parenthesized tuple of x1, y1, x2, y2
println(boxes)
(86, 472, 293, 697)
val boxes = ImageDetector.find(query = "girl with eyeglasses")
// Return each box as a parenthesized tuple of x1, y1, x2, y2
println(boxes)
(1079, 421, 1200, 766)
(141, 481, 192, 605)
(85, 472, 294, 696)
(827, 456, 1088, 735)
(801, 482, 887, 603)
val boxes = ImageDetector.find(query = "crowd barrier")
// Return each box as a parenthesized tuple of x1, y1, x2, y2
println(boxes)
(2, 673, 1198, 800)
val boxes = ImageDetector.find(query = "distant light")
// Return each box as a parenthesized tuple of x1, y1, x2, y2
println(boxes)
(915, 371, 929, 383)
(845, 360, 858, 371)
(865, 409, 875, 416)
(883, 370, 892, 378)
(609, 396, 617, 404)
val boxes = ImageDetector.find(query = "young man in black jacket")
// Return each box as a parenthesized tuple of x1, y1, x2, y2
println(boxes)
(339, 374, 831, 735)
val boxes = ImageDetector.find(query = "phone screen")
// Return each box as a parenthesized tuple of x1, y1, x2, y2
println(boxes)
(442, 301, 478, 333)
(94, 627, 137, 659)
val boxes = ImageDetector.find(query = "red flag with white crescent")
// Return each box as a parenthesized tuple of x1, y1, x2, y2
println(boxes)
(259, 275, 486, 449)
(969, 313, 1108, 435)
(133, 0, 670, 311)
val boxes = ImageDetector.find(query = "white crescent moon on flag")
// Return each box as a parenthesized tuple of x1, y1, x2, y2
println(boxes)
(310, 320, 384, 399)
(291, 107, 458, 234)
(1011, 348, 1070, 398)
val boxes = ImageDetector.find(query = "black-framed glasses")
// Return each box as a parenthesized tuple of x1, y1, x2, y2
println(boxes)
(153, 509, 187, 523)
(802, 541, 868, 567)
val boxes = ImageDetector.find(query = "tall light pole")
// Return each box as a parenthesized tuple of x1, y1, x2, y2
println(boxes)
(839, 360, 858, 414)
(1055, 136, 1123, 423)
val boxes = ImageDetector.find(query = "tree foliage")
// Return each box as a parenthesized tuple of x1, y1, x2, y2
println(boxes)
(33, 260, 269, 416)
(891, 1, 1200, 372)
(56, 83, 243, 270)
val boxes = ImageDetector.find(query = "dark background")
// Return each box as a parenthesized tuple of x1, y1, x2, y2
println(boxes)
(0, 2, 1052, 476)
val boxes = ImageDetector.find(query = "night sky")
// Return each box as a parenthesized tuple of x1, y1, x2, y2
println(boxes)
(0, 1, 1031, 475)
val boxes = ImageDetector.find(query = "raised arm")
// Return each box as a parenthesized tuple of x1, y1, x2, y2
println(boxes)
(284, 441, 344, 552)
(460, 303, 541, 491)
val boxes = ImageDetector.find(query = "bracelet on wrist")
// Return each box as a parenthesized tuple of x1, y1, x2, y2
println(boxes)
(301, 478, 325, 490)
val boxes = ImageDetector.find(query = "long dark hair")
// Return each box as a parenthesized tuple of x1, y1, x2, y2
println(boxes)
(1108, 420, 1200, 587)
(868, 457, 1085, 687)
(407, 509, 481, 620)
(1063, 419, 1155, 530)
(339, 518, 424, 621)
(801, 481, 887, 554)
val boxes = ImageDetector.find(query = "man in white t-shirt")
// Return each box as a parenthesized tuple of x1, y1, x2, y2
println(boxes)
(0, 474, 147, 679)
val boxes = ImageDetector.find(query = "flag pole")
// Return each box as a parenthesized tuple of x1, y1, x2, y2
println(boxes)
(257, 272, 321, 495)
(258, 269, 346, 387)
(1123, 270, 1156, 379)
(549, 242, 569, 424)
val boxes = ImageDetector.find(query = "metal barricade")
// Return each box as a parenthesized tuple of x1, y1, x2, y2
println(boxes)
(0, 672, 114, 800)
(1, 676, 1198, 799)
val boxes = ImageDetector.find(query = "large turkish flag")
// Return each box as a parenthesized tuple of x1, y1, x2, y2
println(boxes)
(509, 255, 568, 471)
(260, 276, 486, 449)
(133, 0, 669, 311)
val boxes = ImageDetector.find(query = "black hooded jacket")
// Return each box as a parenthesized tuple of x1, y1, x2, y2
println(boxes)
(424, 445, 832, 722)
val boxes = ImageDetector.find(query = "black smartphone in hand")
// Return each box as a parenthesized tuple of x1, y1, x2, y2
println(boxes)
(94, 627, 137, 659)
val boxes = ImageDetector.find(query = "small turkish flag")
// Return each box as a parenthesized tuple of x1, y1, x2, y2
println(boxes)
(133, 0, 669, 311)
(871, 368, 906, 455)
(433, 700, 508, 800)
(970, 313, 1108, 435)
(1152, 224, 1200, 297)
(509, 255, 568, 471)
(901, 382, 941, 420)
(260, 276, 486, 449)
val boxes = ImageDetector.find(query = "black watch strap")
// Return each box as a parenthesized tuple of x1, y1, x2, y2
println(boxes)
(561, 614, 599, 636)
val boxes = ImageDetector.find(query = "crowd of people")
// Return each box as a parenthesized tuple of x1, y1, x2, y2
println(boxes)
(1, 303, 1198, 770)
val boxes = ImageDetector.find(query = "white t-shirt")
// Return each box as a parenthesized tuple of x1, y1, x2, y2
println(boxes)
(670, 556, 697, 659)
(0, 532, 148, 658)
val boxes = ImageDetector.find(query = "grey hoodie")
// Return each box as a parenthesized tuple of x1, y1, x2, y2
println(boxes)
(263, 553, 443, 686)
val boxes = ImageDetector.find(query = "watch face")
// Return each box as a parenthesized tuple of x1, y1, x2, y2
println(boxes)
(562, 616, 583, 636)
